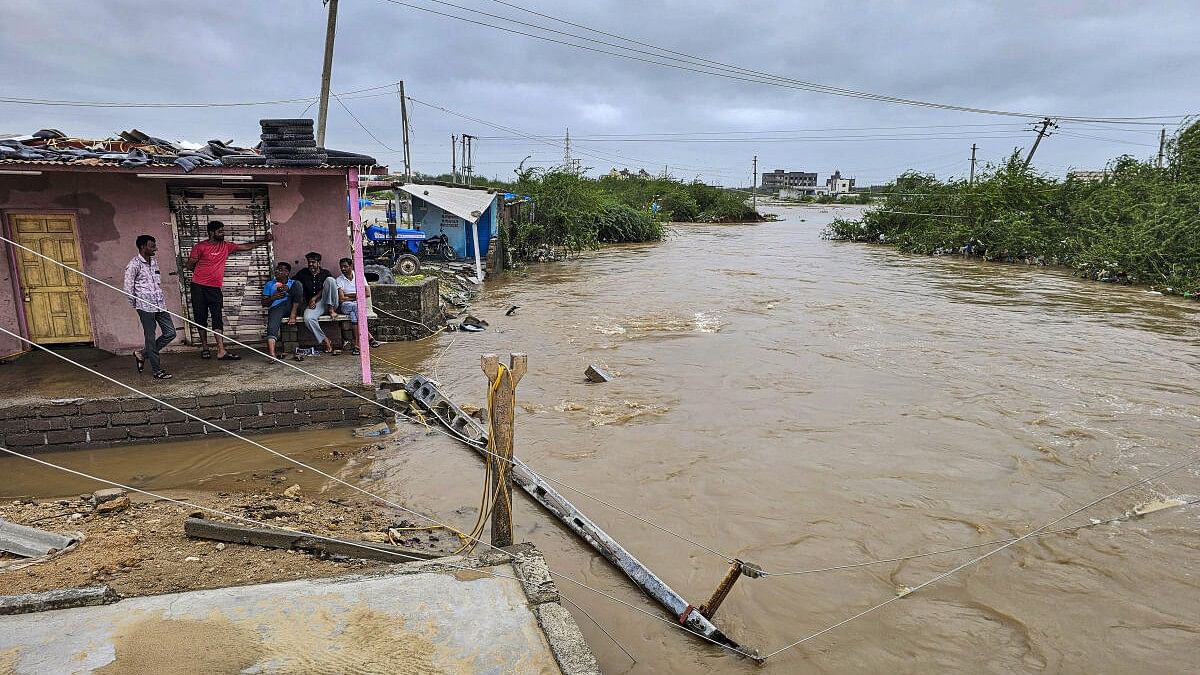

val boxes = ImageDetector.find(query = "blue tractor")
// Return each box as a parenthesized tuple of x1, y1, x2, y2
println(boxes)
(364, 224, 456, 275)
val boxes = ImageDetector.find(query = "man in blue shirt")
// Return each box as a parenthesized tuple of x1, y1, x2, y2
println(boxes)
(261, 261, 302, 361)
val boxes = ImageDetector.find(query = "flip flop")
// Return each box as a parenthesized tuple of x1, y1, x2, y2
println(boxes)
(218, 353, 241, 361)
(200, 349, 212, 360)
(351, 347, 361, 355)
(133, 350, 145, 372)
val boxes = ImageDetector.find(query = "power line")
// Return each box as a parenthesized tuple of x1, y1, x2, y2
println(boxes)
(380, 0, 1189, 124)
(333, 93, 401, 151)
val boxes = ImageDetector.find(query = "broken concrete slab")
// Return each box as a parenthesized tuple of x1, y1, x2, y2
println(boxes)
(0, 518, 77, 558)
(0, 556, 596, 674)
(91, 487, 127, 504)
(0, 586, 118, 616)
(94, 495, 130, 514)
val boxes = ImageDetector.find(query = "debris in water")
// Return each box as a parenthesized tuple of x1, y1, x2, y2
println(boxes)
(353, 422, 392, 438)
(1132, 498, 1186, 516)
(895, 585, 914, 598)
(584, 364, 613, 383)
(506, 305, 520, 316)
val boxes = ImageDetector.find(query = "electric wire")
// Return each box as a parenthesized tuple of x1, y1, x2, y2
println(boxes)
(4, 254, 1197, 658)
(0, 234, 747, 569)
(763, 498, 1200, 577)
(761, 448, 1200, 658)
(382, 0, 1188, 124)
(0, 436, 759, 660)
(333, 94, 401, 152)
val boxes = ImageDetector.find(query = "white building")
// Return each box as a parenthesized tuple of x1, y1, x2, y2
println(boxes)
(825, 170, 855, 195)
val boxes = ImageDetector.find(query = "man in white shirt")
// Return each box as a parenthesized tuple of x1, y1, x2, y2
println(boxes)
(335, 258, 381, 355)
(123, 234, 176, 379)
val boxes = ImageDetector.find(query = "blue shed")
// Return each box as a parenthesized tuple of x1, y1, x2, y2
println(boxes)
(398, 183, 498, 280)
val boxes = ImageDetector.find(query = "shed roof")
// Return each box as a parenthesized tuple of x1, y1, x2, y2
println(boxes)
(399, 184, 497, 224)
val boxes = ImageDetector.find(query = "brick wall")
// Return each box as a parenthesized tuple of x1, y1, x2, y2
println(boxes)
(0, 387, 384, 453)
(372, 278, 444, 341)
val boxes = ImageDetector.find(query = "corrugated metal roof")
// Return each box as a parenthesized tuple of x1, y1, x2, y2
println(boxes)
(398, 183, 497, 224)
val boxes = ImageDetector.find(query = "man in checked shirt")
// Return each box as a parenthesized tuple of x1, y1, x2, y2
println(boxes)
(123, 234, 176, 379)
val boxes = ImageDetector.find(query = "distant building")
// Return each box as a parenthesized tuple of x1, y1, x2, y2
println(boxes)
(825, 170, 856, 195)
(761, 169, 818, 191)
(1067, 170, 1109, 183)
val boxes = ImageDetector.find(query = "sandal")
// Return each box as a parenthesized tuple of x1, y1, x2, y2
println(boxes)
(153, 370, 173, 379)
(351, 347, 361, 356)
(133, 350, 145, 372)
(217, 353, 241, 361)
(200, 349, 212, 360)
(368, 339, 381, 348)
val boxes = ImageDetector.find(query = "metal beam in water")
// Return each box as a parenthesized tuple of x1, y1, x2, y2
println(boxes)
(403, 375, 761, 660)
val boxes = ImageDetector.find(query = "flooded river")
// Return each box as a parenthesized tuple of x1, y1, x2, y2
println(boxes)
(6, 205, 1199, 672)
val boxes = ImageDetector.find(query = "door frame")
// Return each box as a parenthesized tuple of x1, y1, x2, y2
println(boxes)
(2, 209, 94, 346)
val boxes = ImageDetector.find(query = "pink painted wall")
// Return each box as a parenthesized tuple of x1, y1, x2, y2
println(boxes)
(269, 175, 352, 272)
(1, 171, 175, 355)
(0, 170, 350, 356)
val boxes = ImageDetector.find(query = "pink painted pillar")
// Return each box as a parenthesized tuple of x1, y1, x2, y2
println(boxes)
(348, 169, 372, 385)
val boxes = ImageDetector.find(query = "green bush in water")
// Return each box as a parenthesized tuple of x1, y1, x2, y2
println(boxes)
(824, 118, 1200, 293)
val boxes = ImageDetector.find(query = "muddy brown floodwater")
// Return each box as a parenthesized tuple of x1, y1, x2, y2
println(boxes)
(5, 205, 1199, 673)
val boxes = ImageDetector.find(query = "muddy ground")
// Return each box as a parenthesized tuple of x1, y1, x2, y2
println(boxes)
(0, 485, 459, 597)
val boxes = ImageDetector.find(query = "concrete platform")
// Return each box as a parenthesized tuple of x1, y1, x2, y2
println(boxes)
(0, 547, 599, 674)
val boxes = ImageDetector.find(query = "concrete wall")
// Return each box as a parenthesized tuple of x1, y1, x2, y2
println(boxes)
(371, 279, 443, 341)
(0, 386, 381, 453)
(0, 170, 351, 356)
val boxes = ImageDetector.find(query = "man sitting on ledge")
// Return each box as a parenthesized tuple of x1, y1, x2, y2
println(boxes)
(291, 251, 339, 355)
(262, 261, 302, 361)
(335, 257, 382, 356)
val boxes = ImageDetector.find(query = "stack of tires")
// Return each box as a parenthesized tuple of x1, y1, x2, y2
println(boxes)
(258, 118, 325, 167)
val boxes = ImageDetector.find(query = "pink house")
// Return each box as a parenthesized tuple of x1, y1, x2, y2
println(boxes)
(1, 161, 373, 361)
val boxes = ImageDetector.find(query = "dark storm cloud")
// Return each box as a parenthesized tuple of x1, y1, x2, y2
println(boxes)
(2, 0, 1196, 184)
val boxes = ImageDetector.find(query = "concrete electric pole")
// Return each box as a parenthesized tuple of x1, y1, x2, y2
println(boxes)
(316, 0, 339, 147)
(969, 143, 978, 183)
(398, 81, 412, 182)
(1022, 117, 1056, 171)
(451, 134, 458, 183)
(1157, 127, 1167, 169)
(751, 155, 758, 211)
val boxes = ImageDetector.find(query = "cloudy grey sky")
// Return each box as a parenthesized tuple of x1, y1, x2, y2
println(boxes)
(2, 0, 1197, 186)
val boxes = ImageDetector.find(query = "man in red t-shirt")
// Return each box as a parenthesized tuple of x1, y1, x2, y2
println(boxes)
(185, 220, 272, 360)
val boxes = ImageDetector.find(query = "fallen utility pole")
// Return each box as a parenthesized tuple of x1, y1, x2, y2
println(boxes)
(184, 517, 441, 563)
(403, 374, 761, 660)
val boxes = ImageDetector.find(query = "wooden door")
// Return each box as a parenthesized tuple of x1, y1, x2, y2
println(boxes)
(11, 214, 93, 343)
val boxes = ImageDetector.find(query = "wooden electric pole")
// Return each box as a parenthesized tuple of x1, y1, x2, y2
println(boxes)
(1022, 117, 1056, 171)
(482, 353, 527, 548)
(316, 0, 339, 147)
(398, 81, 411, 182)
(969, 143, 978, 183)
(1157, 128, 1167, 169)
(751, 155, 758, 211)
